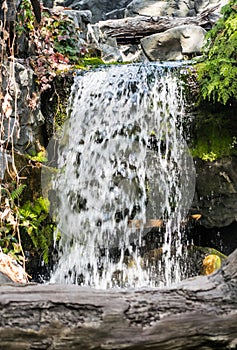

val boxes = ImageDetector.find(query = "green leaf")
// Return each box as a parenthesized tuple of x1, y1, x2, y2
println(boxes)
(196, 0, 237, 104)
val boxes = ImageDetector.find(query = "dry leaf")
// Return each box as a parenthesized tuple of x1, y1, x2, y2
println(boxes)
(191, 214, 202, 221)
(2, 93, 13, 118)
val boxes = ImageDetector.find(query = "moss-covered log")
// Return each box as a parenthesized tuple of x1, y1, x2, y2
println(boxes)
(0, 248, 236, 349)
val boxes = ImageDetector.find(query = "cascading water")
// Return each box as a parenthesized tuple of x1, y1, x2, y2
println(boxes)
(48, 63, 195, 288)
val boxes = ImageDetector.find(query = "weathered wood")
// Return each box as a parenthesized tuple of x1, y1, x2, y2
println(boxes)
(96, 7, 219, 43)
(0, 248, 236, 349)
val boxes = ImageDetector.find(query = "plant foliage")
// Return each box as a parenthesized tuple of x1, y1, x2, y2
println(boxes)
(19, 197, 54, 264)
(196, 0, 237, 104)
(0, 183, 55, 266)
(16, 1, 89, 91)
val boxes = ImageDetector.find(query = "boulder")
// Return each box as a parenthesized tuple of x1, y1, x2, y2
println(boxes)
(141, 25, 206, 61)
(55, 0, 228, 20)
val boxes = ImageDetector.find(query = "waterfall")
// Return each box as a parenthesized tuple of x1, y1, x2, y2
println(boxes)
(48, 63, 195, 288)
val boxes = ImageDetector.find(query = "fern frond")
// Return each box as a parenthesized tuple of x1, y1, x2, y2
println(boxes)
(11, 184, 27, 201)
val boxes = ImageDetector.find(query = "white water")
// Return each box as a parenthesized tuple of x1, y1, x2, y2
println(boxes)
(49, 63, 195, 288)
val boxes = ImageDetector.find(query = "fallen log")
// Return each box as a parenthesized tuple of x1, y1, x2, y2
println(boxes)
(0, 248, 236, 349)
(94, 7, 219, 43)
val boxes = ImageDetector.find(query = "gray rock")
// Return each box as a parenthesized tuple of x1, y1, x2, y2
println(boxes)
(194, 0, 229, 14)
(193, 157, 237, 228)
(0, 0, 21, 21)
(58, 0, 131, 23)
(0, 271, 12, 284)
(42, 0, 54, 7)
(55, 0, 228, 23)
(120, 44, 147, 62)
(2, 61, 45, 153)
(141, 25, 206, 61)
(125, 0, 228, 18)
(63, 9, 92, 40)
(104, 8, 128, 20)
(63, 9, 92, 24)
(100, 42, 123, 63)
(125, 0, 176, 17)
(87, 24, 123, 62)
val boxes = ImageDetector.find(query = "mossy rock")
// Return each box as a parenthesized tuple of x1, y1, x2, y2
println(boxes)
(186, 245, 227, 276)
(202, 254, 221, 275)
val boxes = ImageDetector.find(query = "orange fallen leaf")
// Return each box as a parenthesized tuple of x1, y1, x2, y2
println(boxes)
(191, 214, 202, 221)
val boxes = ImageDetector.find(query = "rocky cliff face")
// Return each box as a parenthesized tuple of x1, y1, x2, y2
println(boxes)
(1, 61, 45, 154)
(50, 0, 228, 21)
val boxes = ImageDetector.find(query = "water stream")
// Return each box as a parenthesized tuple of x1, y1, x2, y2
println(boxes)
(47, 63, 196, 288)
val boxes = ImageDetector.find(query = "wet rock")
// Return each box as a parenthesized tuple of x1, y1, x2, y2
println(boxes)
(190, 221, 237, 256)
(193, 157, 237, 228)
(141, 25, 206, 61)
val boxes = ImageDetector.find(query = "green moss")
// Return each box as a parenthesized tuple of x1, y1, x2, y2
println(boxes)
(74, 57, 127, 69)
(186, 245, 227, 276)
(81, 57, 105, 67)
(201, 247, 227, 261)
(190, 111, 237, 161)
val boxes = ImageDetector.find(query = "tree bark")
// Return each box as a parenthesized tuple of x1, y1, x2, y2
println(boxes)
(0, 248, 236, 349)
(95, 7, 219, 43)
